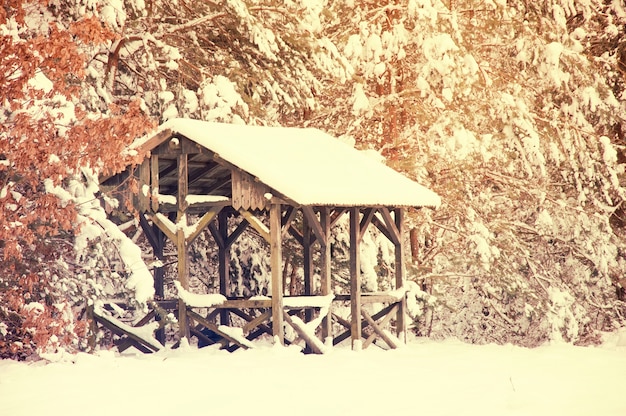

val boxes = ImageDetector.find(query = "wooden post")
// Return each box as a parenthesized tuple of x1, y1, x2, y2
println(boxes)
(303, 210, 313, 322)
(394, 208, 407, 343)
(176, 154, 190, 342)
(349, 207, 362, 350)
(218, 210, 230, 326)
(270, 203, 284, 344)
(150, 155, 159, 213)
(137, 159, 150, 212)
(320, 207, 332, 342)
(154, 224, 166, 345)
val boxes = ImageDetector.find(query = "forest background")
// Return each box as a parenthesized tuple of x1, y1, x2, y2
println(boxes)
(2, 0, 626, 359)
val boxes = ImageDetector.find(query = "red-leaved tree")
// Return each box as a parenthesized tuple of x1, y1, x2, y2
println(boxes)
(0, 1, 153, 359)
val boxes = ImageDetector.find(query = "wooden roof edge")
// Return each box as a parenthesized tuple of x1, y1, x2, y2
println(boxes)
(98, 128, 174, 184)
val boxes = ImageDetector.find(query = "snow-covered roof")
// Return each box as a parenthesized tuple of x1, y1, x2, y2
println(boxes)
(136, 118, 440, 208)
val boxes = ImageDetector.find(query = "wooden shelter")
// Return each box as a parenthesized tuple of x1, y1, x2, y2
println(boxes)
(99, 119, 440, 353)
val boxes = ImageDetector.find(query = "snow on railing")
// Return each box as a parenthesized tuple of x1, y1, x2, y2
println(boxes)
(174, 281, 226, 308)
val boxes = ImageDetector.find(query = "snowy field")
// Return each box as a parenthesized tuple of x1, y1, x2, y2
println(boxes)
(1, 335, 625, 416)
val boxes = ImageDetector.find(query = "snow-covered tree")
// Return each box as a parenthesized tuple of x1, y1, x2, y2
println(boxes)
(311, 0, 626, 345)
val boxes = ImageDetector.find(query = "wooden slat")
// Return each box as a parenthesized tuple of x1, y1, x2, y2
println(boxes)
(232, 169, 269, 211)
(270, 203, 284, 344)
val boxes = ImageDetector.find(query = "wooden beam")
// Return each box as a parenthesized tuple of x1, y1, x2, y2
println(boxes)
(134, 128, 173, 158)
(270, 203, 284, 345)
(349, 207, 362, 350)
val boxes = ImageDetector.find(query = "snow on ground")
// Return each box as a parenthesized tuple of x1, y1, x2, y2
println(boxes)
(1, 336, 625, 416)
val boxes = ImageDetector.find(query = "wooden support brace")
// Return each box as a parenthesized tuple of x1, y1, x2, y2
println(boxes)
(359, 208, 376, 241)
(149, 213, 177, 242)
(361, 305, 399, 349)
(185, 207, 220, 245)
(187, 309, 252, 350)
(92, 311, 162, 353)
(302, 206, 326, 246)
(282, 311, 324, 354)
(332, 303, 397, 346)
(281, 206, 297, 237)
(379, 207, 401, 245)
(239, 209, 270, 243)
